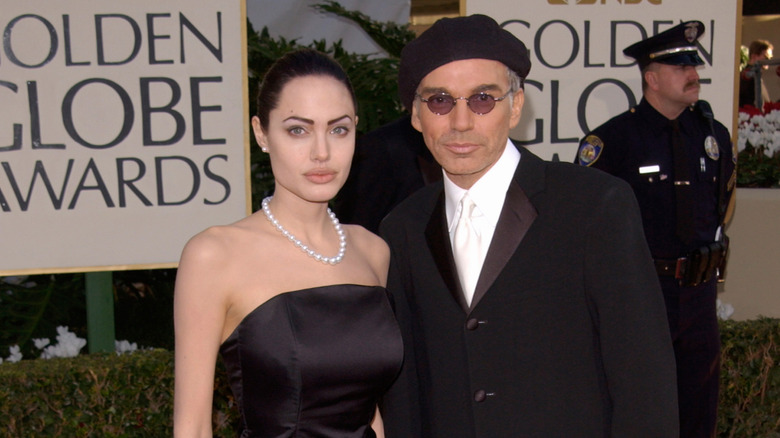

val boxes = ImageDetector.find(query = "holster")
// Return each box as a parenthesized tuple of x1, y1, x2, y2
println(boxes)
(655, 235, 730, 287)
(716, 235, 730, 283)
(681, 238, 729, 287)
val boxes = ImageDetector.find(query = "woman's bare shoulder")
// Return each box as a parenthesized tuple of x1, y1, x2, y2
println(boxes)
(344, 224, 388, 250)
(179, 216, 264, 269)
(344, 224, 390, 279)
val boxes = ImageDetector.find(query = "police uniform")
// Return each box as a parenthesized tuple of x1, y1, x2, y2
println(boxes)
(576, 21, 736, 438)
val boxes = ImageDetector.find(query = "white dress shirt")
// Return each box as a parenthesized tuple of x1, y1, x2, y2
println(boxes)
(444, 139, 521, 288)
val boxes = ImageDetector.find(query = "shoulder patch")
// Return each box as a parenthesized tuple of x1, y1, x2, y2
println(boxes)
(577, 135, 604, 166)
(728, 169, 736, 191)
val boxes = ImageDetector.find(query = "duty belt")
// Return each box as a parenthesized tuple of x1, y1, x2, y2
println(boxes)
(654, 240, 729, 287)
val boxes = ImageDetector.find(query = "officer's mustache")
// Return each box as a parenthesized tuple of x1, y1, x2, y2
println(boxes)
(684, 80, 700, 91)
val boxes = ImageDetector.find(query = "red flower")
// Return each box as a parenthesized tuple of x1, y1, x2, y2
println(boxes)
(739, 101, 780, 116)
(763, 101, 780, 114)
(739, 104, 764, 117)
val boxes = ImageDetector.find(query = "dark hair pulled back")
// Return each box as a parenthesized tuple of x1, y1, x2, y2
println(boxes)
(255, 49, 356, 132)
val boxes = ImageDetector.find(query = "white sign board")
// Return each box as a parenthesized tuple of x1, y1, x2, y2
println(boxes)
(0, 0, 250, 275)
(466, 0, 740, 162)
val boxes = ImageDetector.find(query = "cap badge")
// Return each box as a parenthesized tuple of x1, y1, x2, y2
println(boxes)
(684, 23, 699, 43)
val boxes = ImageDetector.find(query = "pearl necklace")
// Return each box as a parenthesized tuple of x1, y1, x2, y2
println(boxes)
(261, 196, 346, 265)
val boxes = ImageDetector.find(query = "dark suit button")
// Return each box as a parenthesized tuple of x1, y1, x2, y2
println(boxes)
(466, 318, 479, 330)
(474, 389, 487, 402)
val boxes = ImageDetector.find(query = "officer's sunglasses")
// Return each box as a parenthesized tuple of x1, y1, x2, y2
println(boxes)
(416, 90, 511, 115)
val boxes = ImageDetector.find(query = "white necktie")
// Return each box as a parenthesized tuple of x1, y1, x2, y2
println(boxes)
(453, 193, 482, 306)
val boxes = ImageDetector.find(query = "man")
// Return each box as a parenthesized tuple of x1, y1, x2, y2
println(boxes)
(334, 114, 440, 232)
(577, 21, 736, 438)
(739, 39, 775, 108)
(379, 14, 678, 437)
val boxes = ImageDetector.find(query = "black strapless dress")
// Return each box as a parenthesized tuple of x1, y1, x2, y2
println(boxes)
(219, 284, 403, 438)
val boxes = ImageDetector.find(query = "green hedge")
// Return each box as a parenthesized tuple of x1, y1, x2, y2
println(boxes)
(717, 318, 780, 437)
(0, 349, 237, 437)
(1, 319, 779, 437)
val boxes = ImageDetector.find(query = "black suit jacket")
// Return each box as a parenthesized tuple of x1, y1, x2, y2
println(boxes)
(379, 145, 678, 437)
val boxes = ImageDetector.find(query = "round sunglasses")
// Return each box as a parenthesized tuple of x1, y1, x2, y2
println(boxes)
(416, 90, 512, 115)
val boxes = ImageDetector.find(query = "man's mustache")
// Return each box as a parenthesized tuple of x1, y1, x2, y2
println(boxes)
(684, 80, 700, 90)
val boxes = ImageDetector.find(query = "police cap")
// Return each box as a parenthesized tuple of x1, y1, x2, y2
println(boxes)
(623, 21, 705, 70)
(398, 14, 531, 111)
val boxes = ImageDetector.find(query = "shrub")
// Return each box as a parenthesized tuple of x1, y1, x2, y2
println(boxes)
(1, 319, 778, 436)
(0, 349, 238, 437)
(717, 318, 780, 437)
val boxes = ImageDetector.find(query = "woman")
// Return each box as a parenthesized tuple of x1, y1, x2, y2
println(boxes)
(173, 49, 402, 437)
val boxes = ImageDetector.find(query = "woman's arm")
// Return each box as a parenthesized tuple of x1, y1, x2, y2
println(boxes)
(371, 406, 385, 438)
(173, 231, 230, 438)
(347, 225, 391, 287)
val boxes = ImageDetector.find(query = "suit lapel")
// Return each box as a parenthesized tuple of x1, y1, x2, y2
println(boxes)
(425, 192, 470, 311)
(469, 179, 537, 310)
(424, 146, 545, 314)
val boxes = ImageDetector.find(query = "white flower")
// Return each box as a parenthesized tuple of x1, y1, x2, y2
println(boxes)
(0, 276, 36, 288)
(40, 326, 87, 359)
(739, 109, 780, 153)
(33, 338, 51, 349)
(748, 131, 764, 149)
(6, 345, 22, 363)
(770, 131, 780, 155)
(716, 299, 734, 320)
(737, 135, 748, 153)
(1, 276, 27, 285)
(115, 340, 138, 355)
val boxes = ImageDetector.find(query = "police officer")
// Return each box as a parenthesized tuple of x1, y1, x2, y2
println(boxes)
(576, 21, 736, 438)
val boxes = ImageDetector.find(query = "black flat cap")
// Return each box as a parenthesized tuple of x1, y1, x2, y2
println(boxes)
(398, 14, 531, 111)
(623, 21, 705, 70)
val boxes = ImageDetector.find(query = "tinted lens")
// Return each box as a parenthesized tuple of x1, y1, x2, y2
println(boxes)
(426, 95, 456, 115)
(420, 92, 504, 115)
(467, 94, 497, 115)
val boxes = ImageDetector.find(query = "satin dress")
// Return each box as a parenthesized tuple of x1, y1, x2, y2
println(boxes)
(219, 284, 403, 437)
